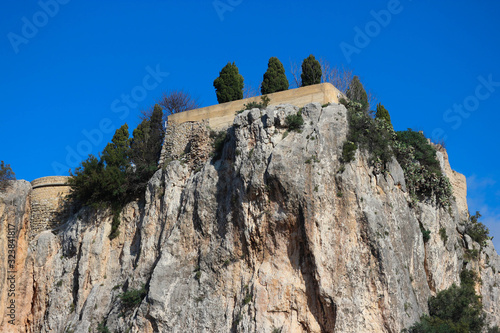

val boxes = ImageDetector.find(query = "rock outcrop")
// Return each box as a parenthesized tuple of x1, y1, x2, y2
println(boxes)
(1, 103, 499, 332)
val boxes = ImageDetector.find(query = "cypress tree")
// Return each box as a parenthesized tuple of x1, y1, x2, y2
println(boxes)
(346, 76, 369, 112)
(300, 54, 322, 87)
(261, 57, 289, 94)
(213, 62, 244, 103)
(375, 103, 392, 127)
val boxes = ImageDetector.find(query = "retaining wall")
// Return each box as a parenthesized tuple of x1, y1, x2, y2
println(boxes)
(167, 83, 344, 130)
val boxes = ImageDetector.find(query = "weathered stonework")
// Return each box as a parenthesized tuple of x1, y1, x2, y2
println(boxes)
(167, 82, 344, 130)
(160, 83, 345, 168)
(29, 176, 71, 239)
(159, 120, 212, 170)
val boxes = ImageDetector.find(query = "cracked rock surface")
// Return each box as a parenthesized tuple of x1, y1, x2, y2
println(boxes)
(1, 103, 499, 332)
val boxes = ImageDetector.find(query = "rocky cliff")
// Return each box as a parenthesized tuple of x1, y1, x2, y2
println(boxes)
(1, 102, 499, 333)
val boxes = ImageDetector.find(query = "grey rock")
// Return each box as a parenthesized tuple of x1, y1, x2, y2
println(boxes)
(1, 104, 499, 333)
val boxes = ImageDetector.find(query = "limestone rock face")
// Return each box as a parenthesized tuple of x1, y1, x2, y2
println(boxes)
(1, 103, 499, 332)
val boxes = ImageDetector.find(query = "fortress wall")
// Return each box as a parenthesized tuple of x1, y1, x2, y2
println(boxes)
(167, 83, 344, 130)
(160, 83, 344, 166)
(30, 176, 71, 239)
(159, 120, 211, 168)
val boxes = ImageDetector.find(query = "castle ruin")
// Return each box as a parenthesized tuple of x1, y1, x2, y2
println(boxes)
(29, 176, 71, 239)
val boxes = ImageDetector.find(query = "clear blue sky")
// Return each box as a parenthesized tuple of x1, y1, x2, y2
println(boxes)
(1, 1, 499, 249)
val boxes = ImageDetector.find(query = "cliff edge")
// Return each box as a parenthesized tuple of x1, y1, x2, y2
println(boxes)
(1, 102, 499, 332)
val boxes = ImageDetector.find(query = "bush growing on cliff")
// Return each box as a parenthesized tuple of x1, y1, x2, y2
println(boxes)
(394, 129, 453, 208)
(97, 321, 110, 333)
(301, 54, 322, 87)
(210, 130, 228, 160)
(239, 95, 271, 112)
(341, 98, 394, 166)
(406, 270, 486, 333)
(375, 103, 392, 129)
(346, 76, 369, 112)
(395, 130, 441, 174)
(285, 110, 304, 131)
(119, 284, 147, 310)
(465, 211, 492, 247)
(0, 161, 16, 190)
(261, 57, 289, 94)
(130, 104, 164, 192)
(341, 141, 358, 163)
(340, 95, 453, 208)
(213, 62, 244, 103)
(70, 107, 165, 239)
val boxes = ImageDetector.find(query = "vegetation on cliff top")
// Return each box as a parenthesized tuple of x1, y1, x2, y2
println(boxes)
(301, 54, 322, 87)
(214, 62, 244, 103)
(465, 211, 493, 247)
(69, 105, 164, 239)
(261, 57, 289, 94)
(0, 161, 16, 190)
(340, 76, 453, 208)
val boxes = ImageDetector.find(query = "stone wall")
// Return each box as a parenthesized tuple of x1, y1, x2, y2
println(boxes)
(160, 83, 345, 167)
(29, 176, 71, 239)
(167, 82, 344, 130)
(159, 120, 212, 170)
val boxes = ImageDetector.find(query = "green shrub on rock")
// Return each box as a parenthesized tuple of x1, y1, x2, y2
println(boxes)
(405, 270, 486, 333)
(285, 111, 304, 131)
(375, 103, 392, 129)
(346, 76, 369, 112)
(119, 284, 147, 310)
(394, 129, 453, 208)
(465, 211, 492, 247)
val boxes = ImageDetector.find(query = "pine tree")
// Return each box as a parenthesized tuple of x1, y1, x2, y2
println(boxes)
(68, 155, 105, 206)
(147, 104, 164, 164)
(100, 124, 131, 201)
(261, 57, 289, 94)
(346, 76, 369, 112)
(130, 119, 150, 167)
(300, 54, 322, 87)
(213, 62, 244, 103)
(102, 124, 131, 170)
(375, 103, 392, 127)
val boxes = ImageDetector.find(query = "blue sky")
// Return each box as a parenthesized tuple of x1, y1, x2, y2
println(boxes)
(1, 1, 499, 249)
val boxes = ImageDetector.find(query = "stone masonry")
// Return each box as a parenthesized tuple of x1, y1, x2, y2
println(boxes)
(159, 120, 212, 171)
(29, 176, 71, 239)
(167, 82, 344, 130)
(159, 83, 345, 167)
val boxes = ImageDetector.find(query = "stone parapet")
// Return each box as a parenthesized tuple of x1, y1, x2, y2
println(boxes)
(29, 176, 71, 239)
(167, 83, 344, 130)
